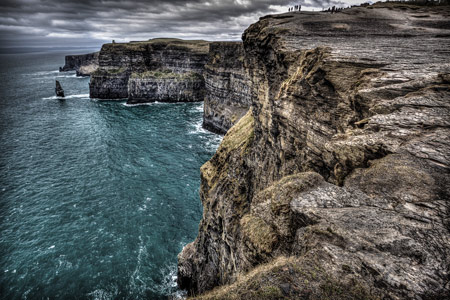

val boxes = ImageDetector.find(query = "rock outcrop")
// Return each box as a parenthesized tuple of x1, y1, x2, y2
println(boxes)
(127, 70, 205, 104)
(59, 52, 99, 76)
(203, 42, 251, 134)
(178, 3, 450, 299)
(89, 38, 210, 101)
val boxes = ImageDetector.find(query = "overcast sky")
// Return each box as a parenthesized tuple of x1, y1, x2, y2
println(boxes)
(0, 0, 368, 49)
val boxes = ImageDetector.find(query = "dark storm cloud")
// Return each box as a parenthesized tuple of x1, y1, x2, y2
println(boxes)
(0, 0, 358, 48)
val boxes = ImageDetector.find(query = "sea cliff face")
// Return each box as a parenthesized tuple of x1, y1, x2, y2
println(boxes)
(127, 71, 205, 104)
(203, 42, 251, 134)
(60, 52, 99, 76)
(89, 39, 251, 132)
(178, 4, 450, 299)
(89, 39, 209, 101)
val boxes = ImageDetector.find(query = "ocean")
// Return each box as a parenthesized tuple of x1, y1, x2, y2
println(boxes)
(0, 49, 221, 299)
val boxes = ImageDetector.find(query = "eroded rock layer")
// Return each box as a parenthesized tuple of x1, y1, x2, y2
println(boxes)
(89, 38, 209, 101)
(203, 42, 251, 134)
(127, 71, 205, 104)
(60, 52, 99, 76)
(178, 4, 450, 299)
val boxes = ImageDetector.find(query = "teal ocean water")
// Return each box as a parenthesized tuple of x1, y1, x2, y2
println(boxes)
(0, 50, 221, 299)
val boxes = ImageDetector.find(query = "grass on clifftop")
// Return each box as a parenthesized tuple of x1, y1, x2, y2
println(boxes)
(92, 67, 126, 76)
(103, 38, 210, 53)
(200, 109, 254, 191)
(241, 214, 278, 254)
(220, 109, 254, 154)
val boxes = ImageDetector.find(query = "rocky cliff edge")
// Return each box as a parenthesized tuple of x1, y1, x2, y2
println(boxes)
(178, 4, 450, 299)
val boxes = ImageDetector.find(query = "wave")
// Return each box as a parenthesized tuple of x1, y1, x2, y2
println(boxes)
(189, 118, 209, 135)
(56, 74, 87, 79)
(122, 101, 160, 107)
(26, 70, 87, 79)
(156, 263, 186, 299)
(42, 94, 90, 100)
(191, 102, 204, 113)
(126, 235, 149, 298)
(87, 286, 118, 300)
(24, 70, 62, 77)
(42, 96, 58, 100)
(31, 70, 61, 76)
(89, 98, 127, 102)
(66, 94, 90, 99)
(206, 135, 223, 151)
(188, 118, 223, 152)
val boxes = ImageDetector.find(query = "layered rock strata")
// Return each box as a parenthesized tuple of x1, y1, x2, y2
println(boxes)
(203, 42, 251, 134)
(90, 67, 129, 99)
(89, 38, 252, 131)
(178, 4, 450, 299)
(127, 71, 205, 104)
(59, 51, 99, 76)
(89, 38, 209, 101)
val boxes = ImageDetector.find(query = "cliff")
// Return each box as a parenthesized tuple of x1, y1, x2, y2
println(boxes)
(89, 38, 210, 101)
(178, 4, 450, 299)
(127, 70, 205, 104)
(203, 42, 251, 134)
(88, 38, 252, 131)
(59, 51, 99, 76)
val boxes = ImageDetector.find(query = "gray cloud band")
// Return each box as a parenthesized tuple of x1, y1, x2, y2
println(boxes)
(0, 0, 350, 48)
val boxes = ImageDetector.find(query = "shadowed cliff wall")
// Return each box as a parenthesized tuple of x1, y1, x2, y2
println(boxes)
(203, 42, 252, 134)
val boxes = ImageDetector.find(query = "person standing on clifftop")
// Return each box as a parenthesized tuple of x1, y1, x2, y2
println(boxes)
(288, 5, 301, 12)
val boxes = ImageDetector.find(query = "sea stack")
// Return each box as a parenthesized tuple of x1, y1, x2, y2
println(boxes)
(55, 80, 65, 98)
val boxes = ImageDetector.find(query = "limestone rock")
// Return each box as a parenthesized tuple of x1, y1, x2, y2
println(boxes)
(203, 42, 251, 134)
(89, 38, 210, 101)
(60, 52, 99, 76)
(127, 71, 205, 104)
(178, 4, 450, 299)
